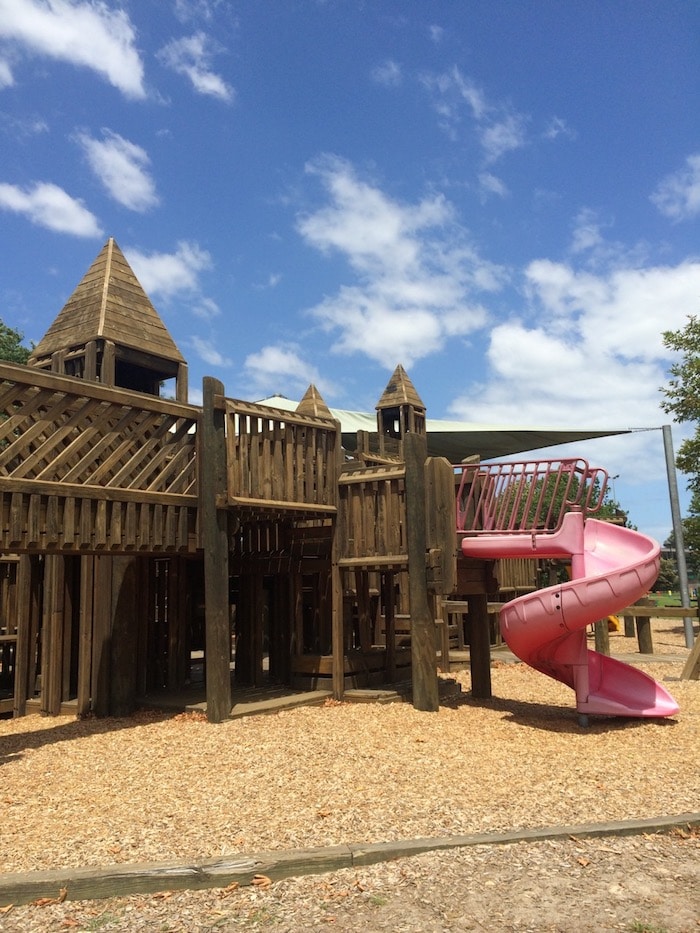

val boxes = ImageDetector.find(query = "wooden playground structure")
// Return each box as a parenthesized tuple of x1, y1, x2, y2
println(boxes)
(1, 239, 538, 722)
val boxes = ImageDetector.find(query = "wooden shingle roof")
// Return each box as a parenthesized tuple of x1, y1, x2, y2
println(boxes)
(29, 238, 186, 364)
(376, 364, 425, 412)
(296, 384, 333, 419)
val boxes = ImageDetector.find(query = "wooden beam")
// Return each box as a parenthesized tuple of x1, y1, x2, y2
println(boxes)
(404, 432, 438, 712)
(467, 593, 492, 699)
(200, 376, 232, 722)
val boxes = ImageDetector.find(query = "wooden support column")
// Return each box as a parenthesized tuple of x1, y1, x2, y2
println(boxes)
(91, 556, 112, 716)
(77, 555, 95, 717)
(41, 555, 65, 715)
(467, 593, 492, 699)
(13, 555, 41, 717)
(110, 557, 139, 716)
(330, 419, 345, 700)
(383, 571, 396, 683)
(404, 432, 438, 712)
(200, 376, 232, 723)
(594, 619, 610, 655)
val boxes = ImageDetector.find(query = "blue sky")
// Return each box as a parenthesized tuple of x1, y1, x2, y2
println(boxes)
(1, 0, 699, 542)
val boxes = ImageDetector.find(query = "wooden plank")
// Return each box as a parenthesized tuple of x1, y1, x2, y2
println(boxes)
(404, 432, 439, 712)
(0, 476, 197, 509)
(12, 556, 33, 716)
(77, 556, 94, 716)
(0, 361, 199, 419)
(9, 491, 24, 547)
(468, 593, 492, 699)
(91, 556, 112, 716)
(26, 494, 43, 548)
(200, 377, 232, 723)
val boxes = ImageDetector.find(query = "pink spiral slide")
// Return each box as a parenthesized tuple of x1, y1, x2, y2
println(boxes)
(461, 510, 679, 719)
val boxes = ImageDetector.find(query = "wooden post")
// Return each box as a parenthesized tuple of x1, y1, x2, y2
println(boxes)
(77, 555, 94, 717)
(91, 556, 112, 716)
(635, 597, 654, 654)
(200, 377, 232, 722)
(383, 571, 396, 683)
(110, 557, 139, 716)
(404, 432, 439, 712)
(467, 593, 492, 699)
(13, 555, 40, 717)
(681, 632, 700, 680)
(330, 419, 345, 700)
(594, 619, 610, 655)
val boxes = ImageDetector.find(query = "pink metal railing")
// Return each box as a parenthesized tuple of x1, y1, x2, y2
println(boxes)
(456, 458, 608, 534)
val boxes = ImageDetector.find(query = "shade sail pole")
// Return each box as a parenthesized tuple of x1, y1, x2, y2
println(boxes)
(662, 424, 695, 648)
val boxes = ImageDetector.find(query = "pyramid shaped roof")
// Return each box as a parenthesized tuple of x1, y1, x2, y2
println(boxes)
(30, 237, 185, 364)
(376, 364, 425, 412)
(296, 384, 333, 419)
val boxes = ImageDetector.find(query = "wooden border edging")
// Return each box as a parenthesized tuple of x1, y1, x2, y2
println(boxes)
(2, 813, 699, 907)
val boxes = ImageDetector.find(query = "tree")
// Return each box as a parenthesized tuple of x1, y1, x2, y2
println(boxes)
(662, 315, 700, 496)
(0, 320, 31, 364)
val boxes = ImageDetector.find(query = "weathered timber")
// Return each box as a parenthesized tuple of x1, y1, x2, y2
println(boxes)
(4, 814, 699, 906)
(467, 593, 492, 699)
(404, 432, 439, 712)
(682, 633, 700, 680)
(424, 456, 457, 596)
(200, 377, 232, 722)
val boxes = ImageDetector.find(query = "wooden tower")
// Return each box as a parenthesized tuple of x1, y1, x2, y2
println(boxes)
(375, 364, 426, 457)
(28, 237, 188, 401)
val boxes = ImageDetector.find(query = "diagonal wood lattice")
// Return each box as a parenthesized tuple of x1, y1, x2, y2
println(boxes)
(0, 363, 199, 553)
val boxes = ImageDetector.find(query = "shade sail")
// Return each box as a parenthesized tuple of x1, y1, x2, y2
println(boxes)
(256, 396, 630, 462)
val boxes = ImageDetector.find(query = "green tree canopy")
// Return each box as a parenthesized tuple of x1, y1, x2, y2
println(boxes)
(0, 320, 31, 365)
(662, 315, 700, 495)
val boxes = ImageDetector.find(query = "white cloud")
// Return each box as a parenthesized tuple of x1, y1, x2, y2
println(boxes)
(190, 335, 231, 367)
(420, 66, 487, 124)
(480, 113, 528, 164)
(421, 66, 531, 165)
(243, 344, 336, 398)
(174, 0, 222, 22)
(0, 0, 145, 98)
(651, 153, 700, 222)
(297, 155, 500, 368)
(76, 129, 158, 212)
(192, 296, 221, 319)
(371, 59, 402, 87)
(569, 208, 604, 255)
(478, 172, 509, 200)
(0, 58, 14, 88)
(125, 240, 212, 299)
(543, 116, 576, 141)
(0, 180, 102, 236)
(157, 32, 234, 102)
(449, 256, 700, 441)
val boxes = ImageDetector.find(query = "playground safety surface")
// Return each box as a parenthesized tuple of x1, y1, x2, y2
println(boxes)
(1, 618, 698, 930)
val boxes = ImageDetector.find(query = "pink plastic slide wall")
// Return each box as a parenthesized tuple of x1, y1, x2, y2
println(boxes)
(459, 463, 678, 719)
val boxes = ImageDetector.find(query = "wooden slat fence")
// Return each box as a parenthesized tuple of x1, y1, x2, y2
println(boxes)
(224, 399, 339, 513)
(0, 362, 199, 552)
(337, 464, 407, 568)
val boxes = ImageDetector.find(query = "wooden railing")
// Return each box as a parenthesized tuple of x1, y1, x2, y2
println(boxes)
(224, 398, 339, 514)
(0, 363, 199, 552)
(337, 463, 407, 568)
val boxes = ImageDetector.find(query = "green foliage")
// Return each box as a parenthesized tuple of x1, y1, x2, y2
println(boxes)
(654, 557, 679, 592)
(662, 315, 700, 497)
(0, 319, 31, 364)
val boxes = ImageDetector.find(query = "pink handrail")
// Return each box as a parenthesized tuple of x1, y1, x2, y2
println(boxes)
(456, 458, 608, 534)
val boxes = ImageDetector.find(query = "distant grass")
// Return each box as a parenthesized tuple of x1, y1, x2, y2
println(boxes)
(649, 591, 697, 608)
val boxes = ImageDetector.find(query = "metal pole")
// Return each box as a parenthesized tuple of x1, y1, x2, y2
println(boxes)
(662, 424, 695, 648)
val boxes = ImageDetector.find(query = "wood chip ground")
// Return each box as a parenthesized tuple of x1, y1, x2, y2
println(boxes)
(1, 619, 698, 931)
